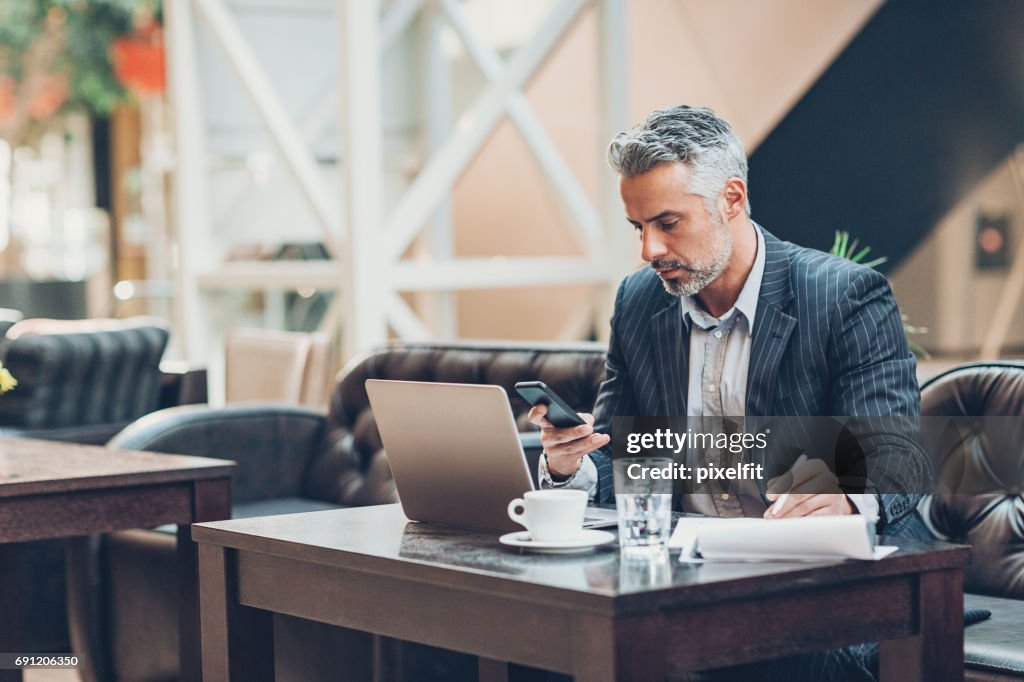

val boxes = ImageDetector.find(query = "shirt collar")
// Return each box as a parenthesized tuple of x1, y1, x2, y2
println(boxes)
(680, 223, 766, 334)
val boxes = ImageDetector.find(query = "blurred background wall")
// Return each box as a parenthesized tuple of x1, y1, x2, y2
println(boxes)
(2, 0, 1023, 377)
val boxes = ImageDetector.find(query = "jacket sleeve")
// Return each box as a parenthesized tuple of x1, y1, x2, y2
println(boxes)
(590, 278, 641, 504)
(828, 267, 931, 530)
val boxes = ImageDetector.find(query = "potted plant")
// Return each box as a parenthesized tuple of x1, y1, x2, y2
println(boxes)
(0, 0, 160, 148)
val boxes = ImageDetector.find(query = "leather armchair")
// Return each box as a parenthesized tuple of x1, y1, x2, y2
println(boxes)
(0, 318, 171, 658)
(0, 317, 170, 444)
(73, 340, 606, 682)
(919, 362, 1024, 681)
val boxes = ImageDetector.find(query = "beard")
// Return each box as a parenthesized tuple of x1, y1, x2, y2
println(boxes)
(650, 211, 733, 297)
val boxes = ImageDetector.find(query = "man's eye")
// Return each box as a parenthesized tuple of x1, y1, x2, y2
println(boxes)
(659, 221, 678, 230)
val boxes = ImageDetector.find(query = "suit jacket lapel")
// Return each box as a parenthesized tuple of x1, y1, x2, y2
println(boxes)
(651, 295, 688, 415)
(747, 230, 797, 416)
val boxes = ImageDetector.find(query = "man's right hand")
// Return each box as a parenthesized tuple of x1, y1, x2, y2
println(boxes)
(527, 404, 611, 478)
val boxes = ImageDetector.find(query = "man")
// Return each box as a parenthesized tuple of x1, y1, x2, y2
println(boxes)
(529, 105, 931, 680)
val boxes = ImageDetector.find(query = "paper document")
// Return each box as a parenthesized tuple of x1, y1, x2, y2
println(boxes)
(668, 515, 898, 563)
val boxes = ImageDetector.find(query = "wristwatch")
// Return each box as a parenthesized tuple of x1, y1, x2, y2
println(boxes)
(539, 452, 579, 488)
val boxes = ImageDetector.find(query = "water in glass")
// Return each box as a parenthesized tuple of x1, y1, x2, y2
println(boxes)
(616, 492, 672, 551)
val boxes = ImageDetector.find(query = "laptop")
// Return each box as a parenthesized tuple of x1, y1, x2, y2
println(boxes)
(365, 379, 618, 533)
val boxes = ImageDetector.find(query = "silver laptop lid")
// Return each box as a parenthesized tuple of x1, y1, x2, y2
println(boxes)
(365, 379, 535, 532)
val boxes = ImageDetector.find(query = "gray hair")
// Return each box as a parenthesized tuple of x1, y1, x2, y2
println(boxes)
(608, 105, 751, 215)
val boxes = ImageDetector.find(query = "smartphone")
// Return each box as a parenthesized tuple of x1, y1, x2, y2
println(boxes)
(514, 381, 587, 428)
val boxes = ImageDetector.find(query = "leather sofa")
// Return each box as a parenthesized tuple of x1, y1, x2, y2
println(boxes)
(918, 362, 1024, 682)
(78, 342, 1021, 681)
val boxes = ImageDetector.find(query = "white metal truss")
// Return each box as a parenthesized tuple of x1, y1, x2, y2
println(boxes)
(195, 0, 344, 255)
(166, 0, 631, 364)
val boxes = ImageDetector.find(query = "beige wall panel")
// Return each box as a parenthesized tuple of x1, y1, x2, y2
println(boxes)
(457, 284, 594, 340)
(890, 156, 1024, 356)
(887, 229, 938, 353)
(455, 9, 598, 338)
(454, 121, 584, 259)
(661, 0, 881, 147)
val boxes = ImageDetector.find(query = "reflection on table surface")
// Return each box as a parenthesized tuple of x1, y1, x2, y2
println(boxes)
(194, 503, 953, 599)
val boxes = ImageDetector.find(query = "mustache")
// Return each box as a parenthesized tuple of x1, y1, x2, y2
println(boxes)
(650, 260, 696, 273)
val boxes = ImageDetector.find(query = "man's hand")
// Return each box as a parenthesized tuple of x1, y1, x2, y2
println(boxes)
(763, 456, 854, 518)
(528, 404, 610, 478)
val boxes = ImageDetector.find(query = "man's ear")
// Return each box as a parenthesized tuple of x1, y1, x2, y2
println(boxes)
(721, 178, 747, 220)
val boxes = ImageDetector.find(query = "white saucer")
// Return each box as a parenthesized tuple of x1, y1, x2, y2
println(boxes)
(499, 529, 616, 554)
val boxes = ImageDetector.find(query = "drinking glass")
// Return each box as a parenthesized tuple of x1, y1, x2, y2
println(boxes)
(612, 457, 674, 553)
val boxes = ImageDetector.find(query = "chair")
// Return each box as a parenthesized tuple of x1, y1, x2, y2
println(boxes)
(225, 328, 331, 408)
(0, 317, 170, 660)
(0, 317, 170, 444)
(919, 362, 1024, 681)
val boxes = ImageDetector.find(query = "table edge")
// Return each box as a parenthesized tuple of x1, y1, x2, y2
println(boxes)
(191, 521, 971, 614)
(0, 463, 235, 498)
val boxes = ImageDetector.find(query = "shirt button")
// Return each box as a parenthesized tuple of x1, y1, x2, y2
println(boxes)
(721, 493, 730, 501)
(707, 383, 715, 391)
(714, 330, 723, 339)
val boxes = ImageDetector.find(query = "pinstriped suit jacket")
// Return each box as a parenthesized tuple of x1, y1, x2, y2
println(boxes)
(590, 227, 929, 529)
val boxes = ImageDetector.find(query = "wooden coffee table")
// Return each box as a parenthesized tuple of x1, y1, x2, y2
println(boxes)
(0, 438, 234, 682)
(194, 504, 969, 681)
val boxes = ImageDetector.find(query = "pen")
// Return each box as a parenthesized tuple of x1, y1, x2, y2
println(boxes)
(771, 454, 806, 516)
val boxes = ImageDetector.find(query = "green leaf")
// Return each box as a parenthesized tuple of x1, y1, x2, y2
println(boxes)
(830, 233, 926, 354)
(851, 245, 872, 263)
(0, 0, 150, 121)
(847, 238, 860, 259)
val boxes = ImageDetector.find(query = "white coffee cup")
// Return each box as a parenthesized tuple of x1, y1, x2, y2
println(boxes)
(507, 489, 587, 542)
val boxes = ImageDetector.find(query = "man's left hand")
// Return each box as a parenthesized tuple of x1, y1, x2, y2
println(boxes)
(763, 457, 854, 518)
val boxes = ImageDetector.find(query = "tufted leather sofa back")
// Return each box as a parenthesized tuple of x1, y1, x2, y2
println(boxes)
(302, 341, 607, 507)
(0, 319, 170, 431)
(920, 362, 1024, 599)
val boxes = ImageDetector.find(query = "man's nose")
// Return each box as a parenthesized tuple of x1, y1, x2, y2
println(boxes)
(640, 226, 667, 262)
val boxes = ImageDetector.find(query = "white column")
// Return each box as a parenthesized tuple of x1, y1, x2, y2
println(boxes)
(165, 0, 215, 365)
(421, 3, 457, 337)
(597, 0, 631, 341)
(338, 0, 387, 360)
